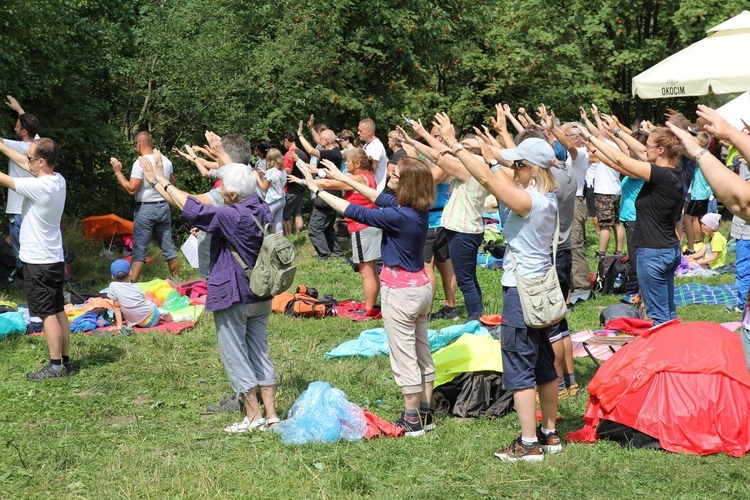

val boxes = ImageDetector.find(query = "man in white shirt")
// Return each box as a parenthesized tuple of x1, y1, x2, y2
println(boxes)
(0, 138, 71, 379)
(358, 118, 389, 191)
(111, 132, 179, 281)
(2, 95, 39, 272)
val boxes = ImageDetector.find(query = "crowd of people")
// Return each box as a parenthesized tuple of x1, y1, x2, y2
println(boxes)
(4, 92, 750, 460)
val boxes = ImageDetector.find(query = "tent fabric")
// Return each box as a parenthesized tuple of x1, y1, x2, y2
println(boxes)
(432, 371, 514, 418)
(632, 11, 750, 98)
(716, 91, 750, 130)
(567, 321, 750, 456)
(432, 333, 503, 387)
(81, 214, 134, 240)
(324, 321, 489, 359)
(363, 410, 404, 439)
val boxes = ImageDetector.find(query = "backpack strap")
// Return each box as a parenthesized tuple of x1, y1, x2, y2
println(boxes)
(227, 212, 267, 274)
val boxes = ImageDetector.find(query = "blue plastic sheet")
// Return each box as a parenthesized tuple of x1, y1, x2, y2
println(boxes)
(274, 381, 367, 444)
(324, 320, 489, 358)
(0, 312, 27, 339)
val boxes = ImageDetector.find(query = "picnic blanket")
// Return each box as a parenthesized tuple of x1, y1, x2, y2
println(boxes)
(672, 283, 737, 306)
(93, 320, 196, 335)
(324, 320, 489, 358)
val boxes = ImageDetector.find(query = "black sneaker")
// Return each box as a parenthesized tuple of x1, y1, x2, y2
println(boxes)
(429, 307, 460, 322)
(537, 425, 563, 454)
(205, 394, 244, 414)
(394, 414, 424, 437)
(494, 435, 544, 462)
(683, 249, 697, 256)
(421, 411, 436, 432)
(594, 251, 606, 259)
(26, 363, 68, 381)
(64, 362, 78, 376)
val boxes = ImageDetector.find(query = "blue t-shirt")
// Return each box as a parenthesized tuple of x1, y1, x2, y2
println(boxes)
(344, 193, 428, 272)
(428, 183, 451, 228)
(554, 141, 568, 162)
(690, 168, 712, 201)
(620, 176, 644, 223)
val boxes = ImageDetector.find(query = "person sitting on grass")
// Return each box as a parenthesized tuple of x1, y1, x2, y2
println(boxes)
(298, 157, 436, 437)
(687, 213, 727, 270)
(107, 259, 172, 332)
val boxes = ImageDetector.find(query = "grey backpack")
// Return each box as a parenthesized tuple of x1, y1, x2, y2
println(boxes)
(230, 215, 296, 298)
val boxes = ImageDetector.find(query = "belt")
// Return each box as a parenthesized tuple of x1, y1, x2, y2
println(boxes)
(136, 200, 167, 205)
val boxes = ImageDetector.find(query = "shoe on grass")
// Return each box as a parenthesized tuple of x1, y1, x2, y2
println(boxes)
(494, 435, 544, 462)
(537, 425, 563, 454)
(429, 307, 460, 322)
(725, 305, 743, 314)
(26, 362, 68, 381)
(206, 394, 244, 414)
(224, 416, 265, 433)
(394, 414, 424, 437)
(421, 411, 436, 432)
(64, 362, 78, 376)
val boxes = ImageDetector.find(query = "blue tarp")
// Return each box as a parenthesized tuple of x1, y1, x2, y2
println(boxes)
(324, 320, 489, 358)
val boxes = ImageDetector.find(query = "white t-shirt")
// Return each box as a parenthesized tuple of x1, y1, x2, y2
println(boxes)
(3, 139, 36, 214)
(363, 138, 389, 191)
(14, 173, 66, 264)
(107, 281, 156, 325)
(130, 154, 174, 202)
(594, 161, 622, 195)
(565, 146, 590, 196)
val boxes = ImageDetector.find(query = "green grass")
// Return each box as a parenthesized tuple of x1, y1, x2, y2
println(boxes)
(1, 218, 749, 498)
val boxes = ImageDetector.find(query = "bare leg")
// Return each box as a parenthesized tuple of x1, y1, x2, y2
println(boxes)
(283, 220, 291, 236)
(435, 260, 457, 308)
(167, 257, 180, 277)
(684, 214, 697, 251)
(562, 336, 575, 376)
(295, 215, 304, 233)
(403, 392, 420, 411)
(614, 223, 625, 253)
(359, 261, 380, 310)
(514, 388, 538, 439)
(242, 388, 263, 421)
(42, 314, 63, 359)
(130, 260, 146, 282)
(552, 340, 564, 379)
(598, 226, 611, 254)
(56, 311, 70, 358)
(420, 381, 433, 406)
(259, 385, 277, 420)
(537, 379, 559, 432)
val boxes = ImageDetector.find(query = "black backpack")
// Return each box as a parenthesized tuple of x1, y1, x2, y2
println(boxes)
(597, 255, 638, 295)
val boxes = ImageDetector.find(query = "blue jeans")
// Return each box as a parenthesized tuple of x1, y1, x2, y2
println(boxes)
(8, 214, 22, 268)
(132, 202, 178, 262)
(635, 245, 681, 325)
(735, 239, 750, 309)
(446, 229, 484, 319)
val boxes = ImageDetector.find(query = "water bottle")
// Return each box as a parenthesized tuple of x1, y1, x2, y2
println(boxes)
(613, 273, 623, 290)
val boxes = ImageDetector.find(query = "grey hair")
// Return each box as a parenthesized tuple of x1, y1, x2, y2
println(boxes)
(220, 163, 256, 200)
(563, 122, 583, 136)
(222, 135, 253, 165)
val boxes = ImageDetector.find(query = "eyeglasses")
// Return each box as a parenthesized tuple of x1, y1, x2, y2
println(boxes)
(511, 160, 528, 170)
(26, 155, 39, 162)
(391, 173, 400, 179)
(432, 134, 442, 138)
(645, 144, 659, 150)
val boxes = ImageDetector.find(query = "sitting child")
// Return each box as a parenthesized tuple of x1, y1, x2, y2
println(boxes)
(107, 259, 171, 330)
(688, 213, 727, 270)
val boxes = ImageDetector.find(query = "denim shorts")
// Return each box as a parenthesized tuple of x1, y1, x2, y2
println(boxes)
(500, 287, 558, 391)
(132, 202, 178, 263)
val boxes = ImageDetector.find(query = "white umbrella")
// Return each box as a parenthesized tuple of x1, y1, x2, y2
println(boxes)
(715, 92, 750, 130)
(632, 11, 750, 99)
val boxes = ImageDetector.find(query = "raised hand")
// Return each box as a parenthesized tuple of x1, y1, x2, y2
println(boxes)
(205, 131, 224, 156)
(299, 165, 319, 194)
(600, 114, 618, 132)
(138, 156, 155, 184)
(579, 106, 588, 121)
(110, 157, 123, 175)
(666, 122, 705, 158)
(503, 104, 512, 117)
(433, 112, 457, 145)
(591, 103, 599, 117)
(394, 125, 415, 145)
(696, 104, 739, 141)
(307, 114, 315, 130)
(4, 95, 22, 114)
(403, 143, 419, 158)
(298, 120, 305, 136)
(477, 138, 496, 165)
(152, 148, 166, 180)
(320, 159, 345, 180)
(410, 119, 428, 138)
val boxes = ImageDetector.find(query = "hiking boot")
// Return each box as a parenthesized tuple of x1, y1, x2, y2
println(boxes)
(206, 394, 244, 414)
(26, 362, 68, 381)
(421, 411, 436, 432)
(537, 426, 563, 454)
(394, 414, 424, 437)
(64, 362, 78, 376)
(429, 307, 460, 322)
(494, 435, 544, 462)
(566, 384, 579, 397)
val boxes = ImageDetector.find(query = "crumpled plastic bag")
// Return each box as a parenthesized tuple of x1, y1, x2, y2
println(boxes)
(0, 311, 28, 339)
(275, 381, 367, 444)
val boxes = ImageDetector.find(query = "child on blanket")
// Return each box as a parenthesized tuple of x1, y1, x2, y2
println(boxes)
(107, 259, 172, 331)
(687, 213, 727, 270)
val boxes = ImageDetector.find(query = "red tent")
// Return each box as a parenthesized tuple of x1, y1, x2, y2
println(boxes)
(568, 321, 750, 456)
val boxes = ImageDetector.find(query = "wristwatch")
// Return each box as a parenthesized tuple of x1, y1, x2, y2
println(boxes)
(488, 159, 499, 167)
(314, 187, 323, 196)
(451, 142, 464, 152)
(149, 178, 158, 186)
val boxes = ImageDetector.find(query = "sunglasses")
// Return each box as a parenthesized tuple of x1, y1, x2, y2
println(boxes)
(511, 160, 528, 170)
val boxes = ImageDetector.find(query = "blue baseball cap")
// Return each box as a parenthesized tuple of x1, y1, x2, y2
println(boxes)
(110, 259, 131, 279)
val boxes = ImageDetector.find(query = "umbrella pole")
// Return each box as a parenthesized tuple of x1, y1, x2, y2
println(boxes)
(109, 232, 116, 251)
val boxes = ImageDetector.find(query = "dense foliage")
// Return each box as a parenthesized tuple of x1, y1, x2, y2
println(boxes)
(0, 0, 746, 214)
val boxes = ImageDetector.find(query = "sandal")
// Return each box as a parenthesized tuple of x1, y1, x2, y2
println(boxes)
(223, 417, 265, 433)
(262, 417, 281, 431)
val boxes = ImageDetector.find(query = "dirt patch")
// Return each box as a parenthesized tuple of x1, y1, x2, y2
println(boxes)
(108, 416, 136, 425)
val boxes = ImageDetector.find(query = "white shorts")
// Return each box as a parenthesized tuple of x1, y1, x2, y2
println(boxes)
(351, 226, 382, 263)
